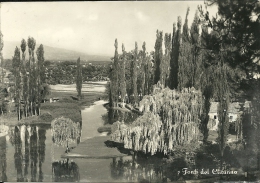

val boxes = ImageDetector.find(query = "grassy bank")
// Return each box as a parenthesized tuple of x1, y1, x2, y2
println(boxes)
(0, 91, 104, 126)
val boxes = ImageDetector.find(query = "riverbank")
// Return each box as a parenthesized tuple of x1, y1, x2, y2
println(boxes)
(0, 91, 104, 126)
(61, 136, 127, 159)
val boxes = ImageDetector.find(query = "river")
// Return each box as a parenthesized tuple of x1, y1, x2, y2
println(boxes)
(0, 99, 251, 182)
(0, 100, 144, 182)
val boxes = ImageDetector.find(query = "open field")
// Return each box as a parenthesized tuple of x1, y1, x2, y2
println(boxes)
(50, 81, 107, 93)
(0, 90, 104, 126)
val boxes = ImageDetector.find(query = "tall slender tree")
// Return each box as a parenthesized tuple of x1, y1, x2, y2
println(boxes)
(12, 47, 22, 120)
(170, 17, 182, 89)
(182, 7, 190, 43)
(140, 42, 146, 98)
(216, 64, 230, 158)
(178, 8, 192, 90)
(27, 37, 36, 115)
(21, 39, 28, 117)
(120, 44, 127, 107)
(111, 39, 119, 107)
(76, 57, 82, 99)
(36, 44, 45, 114)
(199, 25, 214, 143)
(132, 42, 138, 105)
(159, 33, 171, 87)
(178, 11, 202, 90)
(154, 30, 163, 85)
(144, 52, 153, 96)
(0, 32, 4, 83)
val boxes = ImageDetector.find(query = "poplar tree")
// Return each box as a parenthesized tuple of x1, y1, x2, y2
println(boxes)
(170, 17, 182, 89)
(76, 57, 82, 99)
(21, 39, 28, 117)
(132, 42, 138, 105)
(154, 30, 163, 85)
(190, 11, 202, 88)
(199, 25, 214, 143)
(110, 39, 120, 107)
(178, 11, 202, 90)
(36, 44, 45, 114)
(162, 33, 171, 87)
(120, 44, 127, 107)
(12, 47, 22, 120)
(140, 42, 146, 97)
(0, 32, 4, 83)
(182, 7, 190, 43)
(216, 64, 230, 158)
(178, 8, 191, 90)
(27, 37, 36, 115)
(144, 52, 153, 96)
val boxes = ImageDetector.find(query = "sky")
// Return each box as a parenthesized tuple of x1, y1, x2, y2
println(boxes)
(1, 1, 218, 57)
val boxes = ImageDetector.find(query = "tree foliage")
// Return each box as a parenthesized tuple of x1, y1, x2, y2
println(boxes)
(111, 85, 203, 155)
(9, 37, 47, 119)
(0, 32, 4, 83)
(76, 57, 82, 99)
(154, 30, 163, 85)
(51, 117, 81, 147)
(170, 17, 182, 89)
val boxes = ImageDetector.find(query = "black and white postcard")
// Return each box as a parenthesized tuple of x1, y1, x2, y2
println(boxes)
(0, 1, 259, 182)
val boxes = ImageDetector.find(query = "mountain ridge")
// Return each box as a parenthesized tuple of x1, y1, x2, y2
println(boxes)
(2, 41, 111, 61)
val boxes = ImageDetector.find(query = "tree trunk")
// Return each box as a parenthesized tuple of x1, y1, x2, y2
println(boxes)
(122, 99, 125, 108)
(18, 102, 20, 120)
(31, 102, 33, 116)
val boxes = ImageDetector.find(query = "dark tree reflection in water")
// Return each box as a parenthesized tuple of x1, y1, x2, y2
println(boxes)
(52, 159, 80, 182)
(0, 136, 7, 182)
(14, 126, 23, 182)
(30, 126, 38, 182)
(109, 154, 196, 182)
(24, 125, 30, 182)
(38, 127, 46, 182)
(9, 124, 48, 182)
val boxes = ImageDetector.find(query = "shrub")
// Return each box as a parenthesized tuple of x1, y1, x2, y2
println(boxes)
(39, 112, 53, 122)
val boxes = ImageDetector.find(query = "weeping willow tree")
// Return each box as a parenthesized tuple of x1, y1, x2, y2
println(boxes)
(111, 85, 203, 155)
(51, 117, 81, 151)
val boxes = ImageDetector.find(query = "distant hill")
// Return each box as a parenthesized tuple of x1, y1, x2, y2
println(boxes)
(2, 41, 111, 62)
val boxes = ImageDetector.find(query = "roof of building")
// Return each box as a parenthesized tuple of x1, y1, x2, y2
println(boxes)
(209, 102, 241, 114)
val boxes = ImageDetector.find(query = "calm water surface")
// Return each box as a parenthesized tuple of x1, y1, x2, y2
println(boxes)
(0, 100, 250, 182)
(0, 101, 151, 182)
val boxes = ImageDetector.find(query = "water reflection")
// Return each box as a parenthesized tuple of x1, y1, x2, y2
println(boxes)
(52, 159, 80, 182)
(109, 155, 193, 182)
(0, 136, 7, 182)
(8, 124, 50, 182)
(108, 146, 249, 182)
(103, 108, 139, 125)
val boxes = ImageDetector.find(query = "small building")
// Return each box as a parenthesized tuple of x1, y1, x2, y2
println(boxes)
(208, 102, 241, 130)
